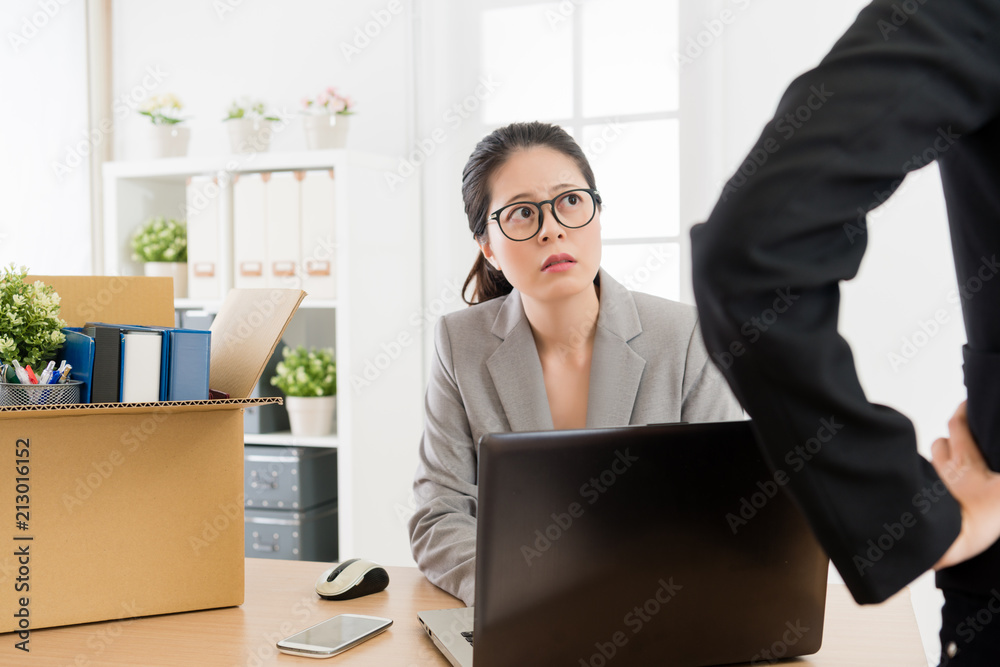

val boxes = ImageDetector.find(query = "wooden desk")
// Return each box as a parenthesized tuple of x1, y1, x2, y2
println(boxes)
(2, 558, 928, 666)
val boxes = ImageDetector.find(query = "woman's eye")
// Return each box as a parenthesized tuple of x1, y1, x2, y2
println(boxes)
(559, 193, 581, 209)
(507, 206, 534, 222)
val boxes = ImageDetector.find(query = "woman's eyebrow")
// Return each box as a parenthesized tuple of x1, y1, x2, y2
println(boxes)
(499, 183, 581, 208)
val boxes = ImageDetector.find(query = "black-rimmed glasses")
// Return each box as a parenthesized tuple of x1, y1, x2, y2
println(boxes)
(487, 188, 602, 242)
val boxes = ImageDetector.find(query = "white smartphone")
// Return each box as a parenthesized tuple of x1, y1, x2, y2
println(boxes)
(276, 613, 393, 658)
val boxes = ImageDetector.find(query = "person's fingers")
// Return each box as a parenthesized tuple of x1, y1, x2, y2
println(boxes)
(931, 437, 953, 477)
(947, 401, 988, 471)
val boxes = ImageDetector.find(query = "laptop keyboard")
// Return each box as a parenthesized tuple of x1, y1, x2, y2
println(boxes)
(461, 631, 474, 646)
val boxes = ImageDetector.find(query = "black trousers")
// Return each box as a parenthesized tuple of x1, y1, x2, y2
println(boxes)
(690, 0, 1000, 663)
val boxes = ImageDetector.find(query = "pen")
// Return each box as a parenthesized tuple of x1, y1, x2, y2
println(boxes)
(39, 360, 55, 385)
(11, 360, 29, 385)
(25, 365, 38, 385)
(58, 365, 72, 383)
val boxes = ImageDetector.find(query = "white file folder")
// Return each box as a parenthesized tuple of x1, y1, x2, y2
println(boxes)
(233, 172, 268, 290)
(186, 176, 221, 300)
(266, 171, 302, 289)
(300, 169, 337, 300)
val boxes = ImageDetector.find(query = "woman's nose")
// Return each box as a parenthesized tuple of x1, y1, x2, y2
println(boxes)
(537, 202, 564, 242)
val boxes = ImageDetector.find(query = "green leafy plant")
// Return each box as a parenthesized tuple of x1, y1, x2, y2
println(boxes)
(0, 265, 67, 369)
(138, 93, 185, 125)
(270, 345, 336, 397)
(131, 216, 188, 263)
(225, 98, 280, 122)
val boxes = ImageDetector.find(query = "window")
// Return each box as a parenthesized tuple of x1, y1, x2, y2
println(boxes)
(478, 0, 681, 300)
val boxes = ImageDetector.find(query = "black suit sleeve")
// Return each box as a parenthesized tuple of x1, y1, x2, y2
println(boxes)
(691, 0, 1000, 604)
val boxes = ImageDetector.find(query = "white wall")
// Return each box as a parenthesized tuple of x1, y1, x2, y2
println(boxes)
(0, 0, 91, 274)
(111, 0, 411, 163)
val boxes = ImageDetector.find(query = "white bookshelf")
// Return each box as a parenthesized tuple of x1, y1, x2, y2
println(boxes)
(244, 431, 339, 448)
(102, 149, 424, 566)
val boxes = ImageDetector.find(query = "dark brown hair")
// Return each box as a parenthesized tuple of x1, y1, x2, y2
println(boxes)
(461, 121, 598, 305)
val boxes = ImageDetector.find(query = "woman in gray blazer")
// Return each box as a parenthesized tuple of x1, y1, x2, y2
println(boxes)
(408, 122, 742, 606)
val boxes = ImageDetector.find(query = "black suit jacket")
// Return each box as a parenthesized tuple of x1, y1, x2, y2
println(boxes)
(691, 0, 1000, 605)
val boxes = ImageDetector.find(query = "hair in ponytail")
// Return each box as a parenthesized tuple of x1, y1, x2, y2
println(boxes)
(461, 121, 598, 305)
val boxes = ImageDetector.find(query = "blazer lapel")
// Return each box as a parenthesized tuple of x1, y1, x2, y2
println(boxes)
(486, 290, 554, 432)
(586, 269, 646, 428)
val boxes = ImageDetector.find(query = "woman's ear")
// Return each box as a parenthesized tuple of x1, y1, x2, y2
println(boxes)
(479, 239, 501, 272)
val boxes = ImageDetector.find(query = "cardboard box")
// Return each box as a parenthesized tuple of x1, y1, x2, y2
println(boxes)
(0, 277, 304, 633)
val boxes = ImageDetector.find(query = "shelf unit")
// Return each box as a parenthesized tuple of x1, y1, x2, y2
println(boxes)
(102, 149, 424, 566)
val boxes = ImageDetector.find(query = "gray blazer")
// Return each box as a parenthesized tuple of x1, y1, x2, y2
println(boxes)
(407, 269, 743, 605)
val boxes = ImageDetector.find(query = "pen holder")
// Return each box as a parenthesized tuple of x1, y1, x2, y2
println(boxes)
(0, 381, 83, 407)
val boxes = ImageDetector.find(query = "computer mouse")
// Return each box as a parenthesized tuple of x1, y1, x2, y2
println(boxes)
(315, 558, 390, 600)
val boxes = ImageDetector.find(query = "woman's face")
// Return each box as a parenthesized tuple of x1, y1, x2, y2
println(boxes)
(480, 146, 602, 304)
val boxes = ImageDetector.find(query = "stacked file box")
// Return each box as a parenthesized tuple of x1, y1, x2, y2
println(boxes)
(243, 445, 338, 560)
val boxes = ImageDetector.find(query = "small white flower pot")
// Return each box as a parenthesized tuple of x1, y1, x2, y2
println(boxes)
(143, 262, 188, 299)
(227, 117, 273, 153)
(150, 125, 190, 158)
(303, 114, 350, 150)
(285, 395, 336, 437)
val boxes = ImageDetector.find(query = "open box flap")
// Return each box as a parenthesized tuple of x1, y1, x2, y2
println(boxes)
(209, 288, 307, 399)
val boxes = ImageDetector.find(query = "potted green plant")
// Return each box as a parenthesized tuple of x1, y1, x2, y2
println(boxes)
(0, 265, 75, 404)
(138, 93, 190, 158)
(131, 216, 188, 299)
(224, 98, 280, 153)
(301, 87, 355, 149)
(270, 345, 337, 436)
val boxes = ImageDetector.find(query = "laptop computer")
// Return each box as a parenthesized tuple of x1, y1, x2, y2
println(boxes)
(418, 420, 828, 667)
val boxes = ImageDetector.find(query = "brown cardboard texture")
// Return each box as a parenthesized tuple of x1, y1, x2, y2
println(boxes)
(209, 288, 307, 399)
(28, 275, 175, 328)
(0, 278, 304, 633)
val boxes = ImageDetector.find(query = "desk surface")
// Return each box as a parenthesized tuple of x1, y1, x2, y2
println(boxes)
(4, 558, 928, 666)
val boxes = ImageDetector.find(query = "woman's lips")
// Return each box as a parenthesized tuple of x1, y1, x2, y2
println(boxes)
(542, 253, 577, 271)
(542, 259, 576, 273)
